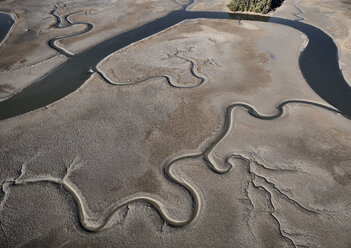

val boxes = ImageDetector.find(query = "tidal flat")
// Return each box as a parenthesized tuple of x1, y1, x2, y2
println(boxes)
(0, 0, 351, 247)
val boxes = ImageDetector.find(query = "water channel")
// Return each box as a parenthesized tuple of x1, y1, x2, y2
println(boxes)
(0, 2, 350, 120)
(0, 12, 15, 45)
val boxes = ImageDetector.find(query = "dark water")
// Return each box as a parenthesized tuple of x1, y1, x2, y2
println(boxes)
(270, 17, 351, 118)
(0, 12, 15, 44)
(0, 7, 350, 120)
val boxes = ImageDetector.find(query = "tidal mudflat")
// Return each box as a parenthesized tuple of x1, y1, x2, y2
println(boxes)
(274, 0, 351, 84)
(0, 0, 351, 247)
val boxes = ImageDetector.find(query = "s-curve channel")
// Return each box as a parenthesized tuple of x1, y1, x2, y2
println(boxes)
(0, 3, 350, 120)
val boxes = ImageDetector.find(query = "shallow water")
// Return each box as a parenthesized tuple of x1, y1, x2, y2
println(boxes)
(0, 6, 350, 120)
(0, 12, 15, 44)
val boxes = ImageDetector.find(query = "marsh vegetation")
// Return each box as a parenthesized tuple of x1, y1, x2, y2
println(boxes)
(227, 0, 285, 14)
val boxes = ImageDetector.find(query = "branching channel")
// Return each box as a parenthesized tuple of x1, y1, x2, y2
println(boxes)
(1, 100, 345, 233)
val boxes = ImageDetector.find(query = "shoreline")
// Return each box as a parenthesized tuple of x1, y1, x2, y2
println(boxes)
(0, 10, 350, 119)
(1, 1, 351, 246)
(273, 0, 351, 86)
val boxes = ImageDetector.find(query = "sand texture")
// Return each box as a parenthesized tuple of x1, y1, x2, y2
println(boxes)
(0, 0, 350, 247)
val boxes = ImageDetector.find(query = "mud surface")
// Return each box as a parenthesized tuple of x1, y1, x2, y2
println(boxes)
(0, 0, 350, 247)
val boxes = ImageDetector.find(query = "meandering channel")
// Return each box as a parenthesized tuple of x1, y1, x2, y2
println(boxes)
(0, 0, 350, 120)
(6, 99, 347, 232)
(1, 1, 351, 232)
(49, 5, 94, 57)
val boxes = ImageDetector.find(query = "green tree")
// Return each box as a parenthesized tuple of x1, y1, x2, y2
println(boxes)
(227, 0, 285, 14)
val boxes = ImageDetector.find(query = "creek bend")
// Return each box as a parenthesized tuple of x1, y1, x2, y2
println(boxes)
(0, 8, 350, 120)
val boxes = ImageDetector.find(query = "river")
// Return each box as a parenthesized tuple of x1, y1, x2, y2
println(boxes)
(0, 2, 350, 120)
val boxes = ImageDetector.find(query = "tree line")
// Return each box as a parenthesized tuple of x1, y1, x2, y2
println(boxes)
(227, 0, 285, 14)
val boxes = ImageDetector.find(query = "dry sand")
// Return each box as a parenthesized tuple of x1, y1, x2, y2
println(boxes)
(188, 0, 231, 11)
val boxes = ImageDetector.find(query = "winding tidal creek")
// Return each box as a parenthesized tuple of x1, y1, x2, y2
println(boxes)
(0, 2, 350, 120)
(1, 2, 351, 238)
